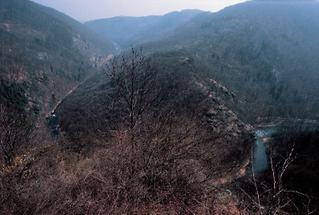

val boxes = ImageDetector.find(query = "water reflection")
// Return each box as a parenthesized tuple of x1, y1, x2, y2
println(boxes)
(253, 128, 276, 174)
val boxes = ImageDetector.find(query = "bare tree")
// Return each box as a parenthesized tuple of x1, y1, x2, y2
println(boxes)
(105, 48, 160, 129)
(0, 51, 25, 82)
(0, 104, 32, 165)
(241, 145, 315, 214)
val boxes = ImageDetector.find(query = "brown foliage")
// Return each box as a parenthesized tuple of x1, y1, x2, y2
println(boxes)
(0, 49, 253, 214)
(105, 48, 161, 129)
(0, 104, 32, 165)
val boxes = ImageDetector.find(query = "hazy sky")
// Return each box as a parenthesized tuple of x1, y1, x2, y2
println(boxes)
(31, 0, 248, 22)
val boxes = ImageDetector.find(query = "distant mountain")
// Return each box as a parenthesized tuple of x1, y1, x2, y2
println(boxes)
(142, 0, 319, 122)
(58, 0, 319, 144)
(0, 0, 115, 118)
(85, 10, 204, 48)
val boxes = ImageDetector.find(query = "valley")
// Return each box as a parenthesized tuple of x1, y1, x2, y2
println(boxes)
(1, 0, 319, 214)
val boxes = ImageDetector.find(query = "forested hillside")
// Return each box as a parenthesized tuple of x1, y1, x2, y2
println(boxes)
(142, 0, 319, 122)
(0, 0, 115, 119)
(2, 0, 319, 214)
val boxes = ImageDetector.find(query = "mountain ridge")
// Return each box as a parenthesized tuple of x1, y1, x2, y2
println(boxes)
(85, 9, 204, 48)
(139, 0, 319, 122)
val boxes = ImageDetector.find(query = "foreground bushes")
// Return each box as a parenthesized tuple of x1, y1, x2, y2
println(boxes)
(0, 50, 252, 214)
(0, 141, 242, 214)
(0, 106, 249, 214)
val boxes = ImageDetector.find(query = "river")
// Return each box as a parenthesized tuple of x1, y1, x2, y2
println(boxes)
(252, 120, 319, 175)
(253, 127, 277, 174)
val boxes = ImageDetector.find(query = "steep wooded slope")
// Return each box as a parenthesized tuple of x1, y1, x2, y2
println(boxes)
(143, 0, 319, 122)
(0, 0, 115, 117)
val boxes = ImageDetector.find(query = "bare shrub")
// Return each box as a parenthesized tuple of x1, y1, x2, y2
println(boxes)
(239, 144, 315, 214)
(105, 48, 161, 129)
(79, 110, 211, 212)
(0, 115, 240, 214)
(0, 104, 33, 165)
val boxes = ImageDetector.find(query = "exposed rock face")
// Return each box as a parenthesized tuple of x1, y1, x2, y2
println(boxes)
(196, 78, 253, 180)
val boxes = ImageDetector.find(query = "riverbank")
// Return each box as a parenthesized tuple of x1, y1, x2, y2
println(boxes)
(235, 123, 319, 214)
